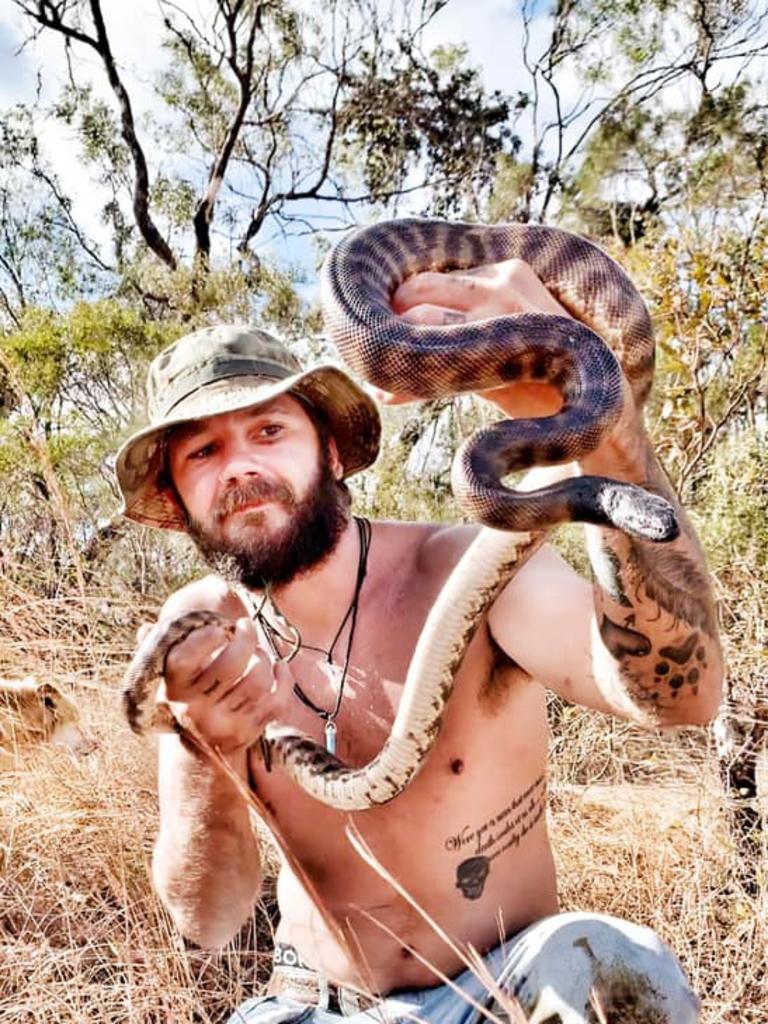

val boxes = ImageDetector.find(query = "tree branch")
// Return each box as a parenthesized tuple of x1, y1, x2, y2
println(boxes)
(16, 0, 177, 269)
(192, 0, 263, 265)
(86, 0, 176, 268)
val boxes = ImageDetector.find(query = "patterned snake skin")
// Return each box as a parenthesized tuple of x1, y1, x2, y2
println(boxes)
(323, 219, 675, 535)
(122, 219, 678, 810)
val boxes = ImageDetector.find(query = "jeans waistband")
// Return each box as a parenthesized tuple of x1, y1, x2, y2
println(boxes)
(269, 943, 379, 1017)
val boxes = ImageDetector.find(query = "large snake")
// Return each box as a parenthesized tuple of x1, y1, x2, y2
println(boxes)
(122, 219, 677, 810)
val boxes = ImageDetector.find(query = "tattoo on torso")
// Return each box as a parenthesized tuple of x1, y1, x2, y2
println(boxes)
(446, 776, 546, 900)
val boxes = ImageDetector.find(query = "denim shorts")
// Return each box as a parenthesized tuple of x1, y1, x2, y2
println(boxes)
(225, 911, 700, 1023)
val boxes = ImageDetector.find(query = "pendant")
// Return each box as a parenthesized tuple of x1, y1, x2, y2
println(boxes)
(324, 720, 337, 756)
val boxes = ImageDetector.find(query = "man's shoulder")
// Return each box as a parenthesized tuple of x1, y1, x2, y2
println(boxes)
(159, 573, 248, 622)
(370, 518, 480, 583)
(373, 517, 566, 597)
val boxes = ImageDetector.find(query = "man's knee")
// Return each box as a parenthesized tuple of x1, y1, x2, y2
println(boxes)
(497, 912, 700, 1023)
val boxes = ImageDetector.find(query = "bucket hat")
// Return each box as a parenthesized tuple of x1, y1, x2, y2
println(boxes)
(116, 324, 381, 531)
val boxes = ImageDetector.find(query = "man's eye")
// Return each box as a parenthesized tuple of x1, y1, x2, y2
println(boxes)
(188, 442, 215, 460)
(260, 423, 284, 438)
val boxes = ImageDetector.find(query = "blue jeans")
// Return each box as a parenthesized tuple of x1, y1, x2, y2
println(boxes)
(225, 911, 700, 1023)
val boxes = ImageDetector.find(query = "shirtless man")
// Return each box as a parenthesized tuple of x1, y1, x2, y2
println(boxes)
(116, 259, 722, 1023)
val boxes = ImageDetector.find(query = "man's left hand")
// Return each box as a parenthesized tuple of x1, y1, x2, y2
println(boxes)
(381, 257, 647, 470)
(377, 258, 568, 418)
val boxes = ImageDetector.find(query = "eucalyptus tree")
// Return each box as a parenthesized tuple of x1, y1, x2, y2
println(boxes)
(2, 0, 766, 597)
(486, 0, 768, 231)
(7, 0, 513, 298)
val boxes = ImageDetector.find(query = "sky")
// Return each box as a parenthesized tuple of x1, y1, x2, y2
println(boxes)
(1, 3, 551, 111)
(3, 0, 171, 270)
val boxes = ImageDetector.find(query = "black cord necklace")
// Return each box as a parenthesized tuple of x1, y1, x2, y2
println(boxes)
(254, 516, 372, 755)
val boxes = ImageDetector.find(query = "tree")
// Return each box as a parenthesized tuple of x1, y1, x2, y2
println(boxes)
(2, 0, 767, 605)
(7, 0, 517, 307)
(486, 0, 768, 229)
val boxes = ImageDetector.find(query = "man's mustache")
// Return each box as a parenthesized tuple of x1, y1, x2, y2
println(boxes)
(214, 478, 296, 522)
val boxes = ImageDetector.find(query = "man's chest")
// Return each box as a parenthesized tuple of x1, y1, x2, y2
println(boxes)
(258, 586, 491, 768)
(249, 617, 546, 830)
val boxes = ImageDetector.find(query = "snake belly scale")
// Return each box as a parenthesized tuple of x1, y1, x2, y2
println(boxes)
(121, 219, 678, 811)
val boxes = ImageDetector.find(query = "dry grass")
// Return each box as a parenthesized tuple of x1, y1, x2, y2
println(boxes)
(0, 615, 278, 1023)
(549, 719, 767, 1022)
(0, 586, 765, 1022)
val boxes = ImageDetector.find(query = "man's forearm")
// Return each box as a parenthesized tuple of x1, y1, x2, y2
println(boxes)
(153, 736, 263, 948)
(581, 432, 723, 725)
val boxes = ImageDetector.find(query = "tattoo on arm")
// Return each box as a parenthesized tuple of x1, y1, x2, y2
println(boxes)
(592, 545, 632, 608)
(623, 539, 718, 636)
(594, 524, 718, 709)
(599, 615, 651, 659)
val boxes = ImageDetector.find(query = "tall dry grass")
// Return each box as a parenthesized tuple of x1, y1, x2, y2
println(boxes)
(0, 566, 765, 1022)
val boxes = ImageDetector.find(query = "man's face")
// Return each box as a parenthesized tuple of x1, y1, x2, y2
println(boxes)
(167, 395, 349, 588)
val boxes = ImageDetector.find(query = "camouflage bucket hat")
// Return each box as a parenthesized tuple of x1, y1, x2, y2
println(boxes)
(115, 324, 381, 531)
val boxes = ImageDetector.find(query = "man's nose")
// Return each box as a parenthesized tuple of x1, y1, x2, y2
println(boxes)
(219, 440, 263, 485)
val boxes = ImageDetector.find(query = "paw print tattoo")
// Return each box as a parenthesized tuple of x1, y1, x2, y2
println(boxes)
(654, 632, 707, 698)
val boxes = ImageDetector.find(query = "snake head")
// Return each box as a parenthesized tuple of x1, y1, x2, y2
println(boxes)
(596, 482, 679, 542)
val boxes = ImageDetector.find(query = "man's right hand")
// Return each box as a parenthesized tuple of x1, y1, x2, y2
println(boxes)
(157, 616, 278, 753)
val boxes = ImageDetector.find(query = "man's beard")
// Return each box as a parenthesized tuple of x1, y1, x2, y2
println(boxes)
(184, 455, 350, 590)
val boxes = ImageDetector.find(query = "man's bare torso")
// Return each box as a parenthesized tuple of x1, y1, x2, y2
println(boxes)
(220, 520, 559, 993)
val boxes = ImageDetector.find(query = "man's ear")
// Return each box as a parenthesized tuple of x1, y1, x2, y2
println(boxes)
(328, 438, 344, 480)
